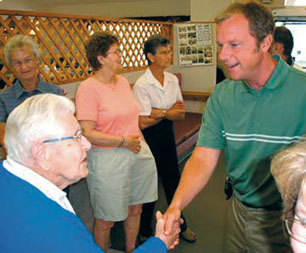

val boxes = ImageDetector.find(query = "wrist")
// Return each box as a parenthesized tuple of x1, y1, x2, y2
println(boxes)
(118, 136, 125, 147)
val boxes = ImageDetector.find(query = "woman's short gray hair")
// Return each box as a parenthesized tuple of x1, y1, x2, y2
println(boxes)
(271, 137, 306, 219)
(5, 94, 75, 163)
(4, 34, 41, 66)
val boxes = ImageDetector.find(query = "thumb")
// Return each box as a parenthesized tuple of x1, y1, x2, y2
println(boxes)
(155, 210, 163, 220)
(155, 211, 165, 234)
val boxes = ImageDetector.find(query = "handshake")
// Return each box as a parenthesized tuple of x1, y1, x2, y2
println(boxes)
(153, 210, 183, 250)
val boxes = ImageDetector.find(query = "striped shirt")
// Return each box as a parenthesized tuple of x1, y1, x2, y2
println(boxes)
(197, 55, 306, 208)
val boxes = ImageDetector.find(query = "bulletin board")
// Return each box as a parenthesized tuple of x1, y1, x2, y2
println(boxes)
(177, 23, 213, 67)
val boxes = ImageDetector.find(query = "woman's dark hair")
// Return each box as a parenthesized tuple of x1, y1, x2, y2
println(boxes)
(144, 34, 170, 65)
(85, 31, 119, 70)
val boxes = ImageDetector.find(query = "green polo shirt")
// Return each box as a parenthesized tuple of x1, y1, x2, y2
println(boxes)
(197, 56, 306, 208)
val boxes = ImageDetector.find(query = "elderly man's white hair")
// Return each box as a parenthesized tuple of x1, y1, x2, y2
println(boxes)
(5, 94, 75, 163)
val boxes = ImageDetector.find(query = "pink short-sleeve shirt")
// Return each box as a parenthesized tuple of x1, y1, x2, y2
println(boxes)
(76, 75, 140, 149)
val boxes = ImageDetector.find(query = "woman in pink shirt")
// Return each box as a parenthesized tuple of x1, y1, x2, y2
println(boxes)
(75, 32, 157, 252)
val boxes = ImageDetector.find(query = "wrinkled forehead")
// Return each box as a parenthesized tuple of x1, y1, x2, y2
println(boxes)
(10, 44, 36, 59)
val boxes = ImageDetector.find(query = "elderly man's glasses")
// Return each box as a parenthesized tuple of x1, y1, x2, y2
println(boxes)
(43, 130, 83, 143)
(284, 218, 306, 244)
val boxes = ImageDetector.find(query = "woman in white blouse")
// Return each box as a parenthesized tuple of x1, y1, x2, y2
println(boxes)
(133, 34, 196, 243)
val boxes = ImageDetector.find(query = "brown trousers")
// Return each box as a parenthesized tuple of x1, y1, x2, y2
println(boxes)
(223, 197, 292, 253)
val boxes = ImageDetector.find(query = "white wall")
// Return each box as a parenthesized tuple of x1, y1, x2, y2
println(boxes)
(49, 0, 190, 17)
(0, 0, 190, 18)
(191, 0, 233, 21)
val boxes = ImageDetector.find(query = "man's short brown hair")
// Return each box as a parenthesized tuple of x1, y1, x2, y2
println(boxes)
(215, 1, 274, 47)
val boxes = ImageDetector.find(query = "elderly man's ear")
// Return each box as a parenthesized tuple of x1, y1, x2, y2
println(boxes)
(31, 143, 50, 171)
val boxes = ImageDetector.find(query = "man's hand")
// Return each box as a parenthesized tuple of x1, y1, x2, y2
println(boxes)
(154, 211, 181, 249)
(163, 206, 182, 236)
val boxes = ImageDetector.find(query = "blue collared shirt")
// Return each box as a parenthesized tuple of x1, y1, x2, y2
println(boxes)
(0, 77, 62, 122)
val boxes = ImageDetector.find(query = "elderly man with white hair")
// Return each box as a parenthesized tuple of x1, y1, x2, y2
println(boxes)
(0, 94, 179, 252)
(271, 137, 306, 252)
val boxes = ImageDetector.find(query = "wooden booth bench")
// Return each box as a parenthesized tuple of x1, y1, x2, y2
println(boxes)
(173, 73, 210, 163)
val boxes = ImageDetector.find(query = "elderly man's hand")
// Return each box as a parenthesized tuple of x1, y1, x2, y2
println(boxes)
(154, 211, 181, 249)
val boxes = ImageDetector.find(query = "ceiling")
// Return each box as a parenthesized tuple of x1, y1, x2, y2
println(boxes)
(0, 0, 155, 5)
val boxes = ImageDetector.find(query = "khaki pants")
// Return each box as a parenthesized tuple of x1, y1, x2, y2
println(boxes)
(224, 196, 292, 253)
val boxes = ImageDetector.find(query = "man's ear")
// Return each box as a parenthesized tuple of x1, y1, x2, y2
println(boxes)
(31, 143, 50, 171)
(261, 34, 274, 53)
(31, 142, 48, 161)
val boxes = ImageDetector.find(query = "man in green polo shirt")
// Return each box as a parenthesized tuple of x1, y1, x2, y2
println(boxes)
(164, 1, 306, 252)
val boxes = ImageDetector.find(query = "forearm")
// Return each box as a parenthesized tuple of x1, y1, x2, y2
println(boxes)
(82, 129, 124, 147)
(165, 109, 185, 121)
(169, 146, 221, 211)
(139, 116, 162, 130)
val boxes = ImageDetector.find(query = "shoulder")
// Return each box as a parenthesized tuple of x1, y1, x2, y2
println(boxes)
(116, 74, 130, 87)
(284, 64, 306, 90)
(208, 79, 242, 104)
(0, 83, 16, 98)
(134, 71, 150, 87)
(164, 71, 178, 82)
(39, 81, 61, 95)
(78, 77, 98, 90)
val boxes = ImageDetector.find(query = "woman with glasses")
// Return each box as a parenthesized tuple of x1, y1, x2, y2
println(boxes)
(132, 34, 196, 243)
(0, 34, 62, 160)
(75, 32, 158, 252)
(271, 137, 306, 252)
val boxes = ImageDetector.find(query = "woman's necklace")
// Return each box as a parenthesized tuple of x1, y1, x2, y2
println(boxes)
(94, 75, 116, 90)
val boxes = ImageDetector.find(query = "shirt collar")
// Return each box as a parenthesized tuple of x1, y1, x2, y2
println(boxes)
(3, 156, 75, 214)
(240, 55, 288, 93)
(145, 68, 167, 90)
(14, 75, 46, 99)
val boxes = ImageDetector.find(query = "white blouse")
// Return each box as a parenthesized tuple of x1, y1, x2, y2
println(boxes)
(133, 68, 183, 116)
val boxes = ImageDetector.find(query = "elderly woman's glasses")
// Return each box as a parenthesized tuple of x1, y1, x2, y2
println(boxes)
(11, 57, 35, 68)
(284, 218, 306, 244)
(43, 130, 83, 143)
(108, 48, 122, 56)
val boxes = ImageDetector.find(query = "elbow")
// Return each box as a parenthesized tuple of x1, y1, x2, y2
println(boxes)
(139, 121, 147, 130)
(178, 112, 186, 121)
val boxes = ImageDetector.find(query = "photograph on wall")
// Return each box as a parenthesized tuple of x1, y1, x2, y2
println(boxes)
(177, 23, 213, 66)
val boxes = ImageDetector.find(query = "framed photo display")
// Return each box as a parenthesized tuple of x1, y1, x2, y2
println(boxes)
(177, 23, 213, 67)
